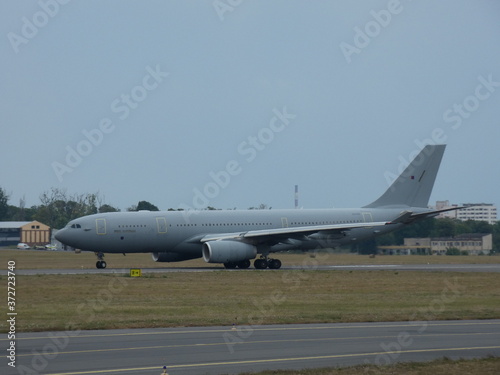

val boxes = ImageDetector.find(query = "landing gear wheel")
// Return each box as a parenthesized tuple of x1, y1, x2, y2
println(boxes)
(95, 252, 106, 269)
(254, 258, 268, 269)
(268, 259, 282, 269)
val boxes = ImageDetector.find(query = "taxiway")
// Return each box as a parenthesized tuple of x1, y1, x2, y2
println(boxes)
(5, 320, 500, 374)
(3, 263, 500, 275)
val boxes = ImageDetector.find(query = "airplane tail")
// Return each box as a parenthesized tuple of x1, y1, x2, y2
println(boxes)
(363, 144, 446, 209)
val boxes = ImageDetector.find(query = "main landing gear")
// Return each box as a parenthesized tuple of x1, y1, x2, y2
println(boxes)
(254, 256, 282, 270)
(95, 252, 107, 269)
(223, 256, 282, 270)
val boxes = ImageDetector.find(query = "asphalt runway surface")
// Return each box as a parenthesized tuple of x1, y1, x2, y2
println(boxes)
(4, 263, 500, 275)
(4, 320, 500, 375)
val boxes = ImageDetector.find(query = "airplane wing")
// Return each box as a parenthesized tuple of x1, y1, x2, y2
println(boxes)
(199, 221, 392, 244)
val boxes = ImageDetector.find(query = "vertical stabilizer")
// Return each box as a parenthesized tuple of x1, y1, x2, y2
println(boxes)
(363, 144, 446, 208)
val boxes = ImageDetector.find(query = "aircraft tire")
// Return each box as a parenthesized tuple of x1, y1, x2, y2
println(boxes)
(224, 262, 237, 269)
(254, 259, 268, 269)
(268, 259, 282, 269)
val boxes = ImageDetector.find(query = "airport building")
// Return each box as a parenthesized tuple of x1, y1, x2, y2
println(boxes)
(378, 233, 492, 256)
(0, 221, 51, 247)
(434, 201, 497, 224)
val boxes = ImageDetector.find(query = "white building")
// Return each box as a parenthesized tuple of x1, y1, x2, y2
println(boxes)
(434, 201, 497, 224)
(457, 203, 497, 224)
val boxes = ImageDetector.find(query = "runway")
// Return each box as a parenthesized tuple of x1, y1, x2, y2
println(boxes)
(4, 320, 500, 374)
(4, 263, 500, 275)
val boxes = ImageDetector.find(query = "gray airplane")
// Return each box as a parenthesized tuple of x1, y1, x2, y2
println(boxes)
(55, 144, 460, 269)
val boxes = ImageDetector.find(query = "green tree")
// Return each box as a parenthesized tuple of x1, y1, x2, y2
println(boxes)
(33, 188, 107, 228)
(467, 220, 492, 234)
(431, 218, 457, 238)
(377, 218, 435, 246)
(249, 204, 271, 210)
(7, 204, 36, 221)
(492, 221, 500, 253)
(99, 204, 120, 213)
(136, 201, 159, 211)
(0, 187, 9, 220)
(445, 247, 461, 256)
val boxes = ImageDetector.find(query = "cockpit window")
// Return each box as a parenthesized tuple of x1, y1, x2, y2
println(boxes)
(70, 224, 82, 229)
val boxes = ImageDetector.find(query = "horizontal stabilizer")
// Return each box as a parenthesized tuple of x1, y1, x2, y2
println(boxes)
(391, 206, 465, 225)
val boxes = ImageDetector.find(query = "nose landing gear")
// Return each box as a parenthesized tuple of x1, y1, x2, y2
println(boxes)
(95, 252, 107, 269)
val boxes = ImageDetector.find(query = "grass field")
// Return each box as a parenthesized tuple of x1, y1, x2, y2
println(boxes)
(0, 249, 499, 332)
(2, 249, 500, 270)
(1, 268, 499, 332)
(241, 357, 500, 375)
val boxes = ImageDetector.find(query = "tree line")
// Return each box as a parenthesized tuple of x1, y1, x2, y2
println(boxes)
(0, 187, 162, 229)
(0, 187, 269, 229)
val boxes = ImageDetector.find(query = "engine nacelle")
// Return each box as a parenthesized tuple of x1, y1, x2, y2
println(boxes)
(152, 252, 199, 262)
(202, 240, 257, 263)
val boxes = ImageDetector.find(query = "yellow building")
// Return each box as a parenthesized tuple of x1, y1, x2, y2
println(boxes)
(0, 221, 51, 247)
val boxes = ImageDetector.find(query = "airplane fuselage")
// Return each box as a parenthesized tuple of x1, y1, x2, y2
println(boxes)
(56, 207, 420, 259)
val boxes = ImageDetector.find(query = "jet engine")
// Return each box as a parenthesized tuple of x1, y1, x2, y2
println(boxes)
(202, 240, 257, 263)
(152, 252, 199, 262)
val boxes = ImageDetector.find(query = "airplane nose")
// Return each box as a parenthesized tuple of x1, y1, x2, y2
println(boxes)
(55, 228, 68, 244)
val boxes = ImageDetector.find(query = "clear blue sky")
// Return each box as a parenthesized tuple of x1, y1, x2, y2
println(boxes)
(1, 0, 499, 211)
